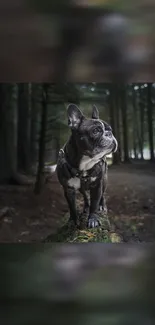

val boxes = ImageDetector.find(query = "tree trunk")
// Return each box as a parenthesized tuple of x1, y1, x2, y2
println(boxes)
(135, 88, 142, 160)
(34, 84, 49, 194)
(147, 83, 154, 161)
(0, 84, 18, 183)
(109, 84, 120, 164)
(132, 84, 138, 159)
(17, 83, 31, 172)
(139, 86, 144, 160)
(115, 85, 122, 162)
(120, 84, 129, 163)
(30, 84, 40, 169)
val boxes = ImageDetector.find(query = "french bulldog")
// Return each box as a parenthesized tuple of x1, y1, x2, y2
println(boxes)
(56, 104, 118, 228)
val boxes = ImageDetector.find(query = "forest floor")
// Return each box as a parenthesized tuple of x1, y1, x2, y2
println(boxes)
(0, 162, 155, 243)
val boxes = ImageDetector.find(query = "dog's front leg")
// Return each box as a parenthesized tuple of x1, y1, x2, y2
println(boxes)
(64, 187, 78, 225)
(99, 195, 107, 214)
(88, 181, 102, 228)
(99, 181, 108, 214)
(79, 188, 89, 214)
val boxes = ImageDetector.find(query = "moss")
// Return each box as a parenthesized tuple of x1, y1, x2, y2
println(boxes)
(45, 211, 121, 243)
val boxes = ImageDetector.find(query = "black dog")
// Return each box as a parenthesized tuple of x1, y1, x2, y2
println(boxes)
(56, 104, 118, 228)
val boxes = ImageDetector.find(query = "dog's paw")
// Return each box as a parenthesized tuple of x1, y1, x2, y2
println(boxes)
(88, 214, 101, 228)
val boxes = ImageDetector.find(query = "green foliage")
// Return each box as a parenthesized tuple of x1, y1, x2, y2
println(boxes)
(44, 208, 122, 243)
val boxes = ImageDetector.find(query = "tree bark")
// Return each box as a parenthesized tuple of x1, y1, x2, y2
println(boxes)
(115, 85, 122, 162)
(30, 84, 40, 168)
(34, 83, 49, 194)
(139, 86, 144, 160)
(147, 83, 154, 161)
(109, 84, 120, 164)
(120, 84, 129, 163)
(17, 83, 31, 172)
(0, 84, 18, 183)
(132, 84, 138, 159)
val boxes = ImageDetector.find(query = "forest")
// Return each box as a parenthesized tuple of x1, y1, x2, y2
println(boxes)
(1, 2, 155, 325)
(0, 82, 155, 242)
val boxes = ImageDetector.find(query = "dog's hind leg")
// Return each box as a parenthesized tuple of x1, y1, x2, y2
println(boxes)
(99, 163, 108, 214)
(79, 188, 89, 214)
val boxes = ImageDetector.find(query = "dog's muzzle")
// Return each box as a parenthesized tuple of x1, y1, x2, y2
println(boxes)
(113, 136, 118, 153)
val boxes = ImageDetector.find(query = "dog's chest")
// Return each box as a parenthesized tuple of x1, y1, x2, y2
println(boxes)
(67, 155, 104, 191)
(67, 173, 97, 191)
(79, 153, 104, 171)
(68, 177, 81, 190)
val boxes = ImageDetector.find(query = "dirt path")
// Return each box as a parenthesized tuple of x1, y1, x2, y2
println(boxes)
(0, 173, 67, 242)
(107, 164, 155, 242)
(0, 163, 155, 243)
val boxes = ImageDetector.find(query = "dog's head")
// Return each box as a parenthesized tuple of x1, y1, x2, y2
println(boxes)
(67, 104, 118, 157)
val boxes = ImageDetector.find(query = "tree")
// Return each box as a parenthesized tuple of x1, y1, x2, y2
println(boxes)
(17, 83, 31, 172)
(0, 84, 18, 183)
(34, 83, 49, 194)
(138, 85, 145, 159)
(109, 84, 121, 164)
(147, 83, 154, 161)
(131, 84, 139, 159)
(120, 84, 129, 162)
(115, 85, 122, 162)
(30, 84, 41, 168)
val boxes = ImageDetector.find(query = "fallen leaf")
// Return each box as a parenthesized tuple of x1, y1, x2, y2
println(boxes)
(3, 217, 12, 224)
(20, 231, 30, 236)
(79, 230, 95, 238)
(137, 222, 144, 227)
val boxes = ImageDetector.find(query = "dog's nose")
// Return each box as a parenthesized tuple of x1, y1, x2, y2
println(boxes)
(105, 131, 112, 137)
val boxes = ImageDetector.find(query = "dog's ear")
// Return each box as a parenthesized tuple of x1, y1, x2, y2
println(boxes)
(92, 105, 99, 119)
(67, 104, 84, 129)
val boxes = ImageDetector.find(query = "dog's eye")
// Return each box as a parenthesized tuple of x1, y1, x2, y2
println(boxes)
(93, 127, 101, 135)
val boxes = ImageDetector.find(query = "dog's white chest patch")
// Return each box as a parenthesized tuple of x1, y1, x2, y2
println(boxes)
(90, 177, 97, 182)
(68, 177, 81, 190)
(79, 152, 104, 171)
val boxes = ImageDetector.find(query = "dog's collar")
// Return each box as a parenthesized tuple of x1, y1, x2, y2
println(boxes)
(59, 148, 106, 178)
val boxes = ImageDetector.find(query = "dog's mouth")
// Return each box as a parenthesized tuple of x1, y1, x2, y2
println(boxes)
(102, 146, 113, 158)
(81, 133, 118, 159)
(92, 135, 118, 158)
(112, 136, 118, 153)
(103, 137, 118, 156)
